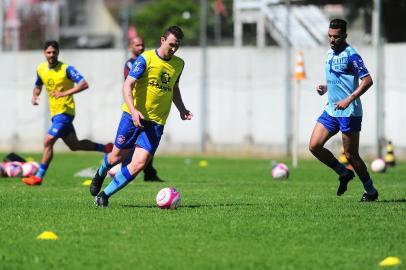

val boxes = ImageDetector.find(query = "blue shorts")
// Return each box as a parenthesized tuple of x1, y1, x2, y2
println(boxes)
(48, 113, 75, 138)
(114, 112, 164, 155)
(317, 111, 362, 134)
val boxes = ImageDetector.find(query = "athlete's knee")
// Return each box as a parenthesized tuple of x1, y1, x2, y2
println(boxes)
(107, 147, 128, 164)
(309, 142, 322, 154)
(108, 153, 123, 165)
(43, 137, 55, 148)
(128, 159, 147, 173)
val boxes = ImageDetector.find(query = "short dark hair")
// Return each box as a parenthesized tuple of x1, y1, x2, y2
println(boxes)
(163, 26, 184, 40)
(43, 40, 59, 51)
(329, 19, 347, 33)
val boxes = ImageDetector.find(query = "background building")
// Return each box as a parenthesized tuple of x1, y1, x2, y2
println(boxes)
(1, 0, 406, 158)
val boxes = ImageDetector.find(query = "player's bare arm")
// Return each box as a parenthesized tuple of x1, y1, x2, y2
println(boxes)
(172, 83, 193, 120)
(316, 85, 327, 96)
(335, 75, 373, 110)
(122, 76, 144, 128)
(51, 80, 89, 99)
(32, 86, 42, 105)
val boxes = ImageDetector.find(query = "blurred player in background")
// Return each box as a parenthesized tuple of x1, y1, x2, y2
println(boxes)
(90, 26, 193, 207)
(22, 40, 113, 186)
(309, 19, 379, 202)
(124, 36, 163, 182)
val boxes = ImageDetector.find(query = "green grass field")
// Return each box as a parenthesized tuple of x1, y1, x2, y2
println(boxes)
(0, 153, 405, 270)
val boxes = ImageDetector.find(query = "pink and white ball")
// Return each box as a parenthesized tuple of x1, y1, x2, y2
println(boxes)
(271, 163, 289, 180)
(5, 162, 23, 177)
(371, 158, 386, 173)
(22, 162, 39, 177)
(156, 187, 181, 209)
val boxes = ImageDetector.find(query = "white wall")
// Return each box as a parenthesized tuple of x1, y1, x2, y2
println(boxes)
(1, 45, 405, 156)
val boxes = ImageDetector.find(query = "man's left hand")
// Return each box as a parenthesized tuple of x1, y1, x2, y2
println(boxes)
(180, 110, 193, 120)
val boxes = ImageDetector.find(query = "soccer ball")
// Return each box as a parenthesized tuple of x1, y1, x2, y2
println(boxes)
(371, 158, 386, 173)
(5, 162, 23, 177)
(22, 162, 39, 177)
(271, 163, 289, 180)
(108, 163, 121, 177)
(156, 187, 181, 209)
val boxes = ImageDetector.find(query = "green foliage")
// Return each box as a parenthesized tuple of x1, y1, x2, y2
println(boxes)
(1, 153, 405, 269)
(131, 0, 234, 46)
(132, 0, 201, 46)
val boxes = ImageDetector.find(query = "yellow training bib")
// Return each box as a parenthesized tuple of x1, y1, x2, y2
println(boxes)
(36, 61, 76, 117)
(122, 50, 184, 125)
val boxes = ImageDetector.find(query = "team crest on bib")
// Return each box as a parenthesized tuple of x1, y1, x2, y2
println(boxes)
(48, 79, 55, 88)
(160, 72, 171, 84)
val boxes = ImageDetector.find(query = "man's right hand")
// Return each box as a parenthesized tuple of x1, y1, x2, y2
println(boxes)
(132, 110, 145, 129)
(32, 95, 40, 105)
(316, 85, 327, 96)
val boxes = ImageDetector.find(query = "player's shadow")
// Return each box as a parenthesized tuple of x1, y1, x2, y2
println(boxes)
(377, 198, 406, 203)
(181, 203, 257, 208)
(121, 205, 156, 208)
(120, 203, 257, 208)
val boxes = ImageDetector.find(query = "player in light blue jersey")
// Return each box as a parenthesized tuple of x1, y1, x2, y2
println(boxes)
(309, 19, 379, 202)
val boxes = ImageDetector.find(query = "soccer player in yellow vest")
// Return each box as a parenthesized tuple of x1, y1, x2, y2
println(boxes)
(90, 26, 193, 207)
(22, 40, 113, 186)
(124, 36, 163, 182)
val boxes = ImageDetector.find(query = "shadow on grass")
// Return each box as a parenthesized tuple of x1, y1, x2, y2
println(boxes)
(121, 205, 156, 208)
(181, 203, 258, 208)
(378, 198, 406, 203)
(120, 203, 258, 208)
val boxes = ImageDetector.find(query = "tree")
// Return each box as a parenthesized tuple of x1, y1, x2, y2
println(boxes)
(131, 0, 234, 46)
(132, 0, 200, 46)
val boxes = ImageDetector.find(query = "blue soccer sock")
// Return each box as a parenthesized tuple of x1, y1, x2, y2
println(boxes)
(103, 166, 135, 197)
(360, 174, 377, 194)
(330, 160, 349, 176)
(35, 163, 48, 179)
(95, 143, 105, 152)
(97, 154, 114, 178)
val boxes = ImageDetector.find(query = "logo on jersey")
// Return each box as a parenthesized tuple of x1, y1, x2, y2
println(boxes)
(353, 59, 365, 73)
(149, 80, 172, 91)
(117, 135, 126, 145)
(132, 61, 142, 74)
(47, 79, 55, 88)
(67, 67, 83, 82)
(69, 69, 77, 77)
(331, 56, 348, 72)
(327, 79, 341, 85)
(160, 72, 171, 84)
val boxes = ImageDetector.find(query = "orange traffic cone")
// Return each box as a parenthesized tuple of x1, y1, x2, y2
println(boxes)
(293, 50, 306, 81)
